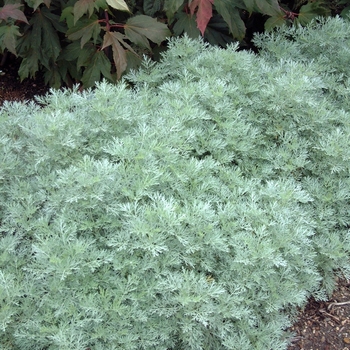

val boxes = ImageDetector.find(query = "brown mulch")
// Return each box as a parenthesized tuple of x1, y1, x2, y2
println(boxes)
(0, 60, 49, 105)
(288, 279, 350, 350)
(1, 56, 350, 350)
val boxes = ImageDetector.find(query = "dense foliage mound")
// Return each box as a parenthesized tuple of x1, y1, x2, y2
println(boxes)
(1, 16, 350, 350)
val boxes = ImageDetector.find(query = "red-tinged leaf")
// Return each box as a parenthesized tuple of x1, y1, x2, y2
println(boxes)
(0, 4, 28, 24)
(125, 15, 171, 49)
(189, 0, 214, 36)
(73, 0, 96, 24)
(0, 25, 22, 55)
(67, 18, 101, 48)
(102, 31, 138, 79)
(81, 50, 113, 87)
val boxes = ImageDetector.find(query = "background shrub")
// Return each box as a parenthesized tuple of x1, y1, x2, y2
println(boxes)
(0, 0, 344, 87)
(0, 16, 350, 349)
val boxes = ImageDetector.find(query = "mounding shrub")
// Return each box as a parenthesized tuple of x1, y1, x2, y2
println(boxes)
(1, 16, 350, 350)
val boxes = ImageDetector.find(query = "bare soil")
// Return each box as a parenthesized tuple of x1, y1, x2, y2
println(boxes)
(288, 279, 350, 350)
(1, 60, 350, 350)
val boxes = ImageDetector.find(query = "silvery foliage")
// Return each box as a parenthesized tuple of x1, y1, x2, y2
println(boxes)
(0, 17, 349, 350)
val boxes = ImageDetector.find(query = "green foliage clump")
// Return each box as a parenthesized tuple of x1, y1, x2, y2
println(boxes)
(0, 0, 339, 88)
(1, 16, 350, 350)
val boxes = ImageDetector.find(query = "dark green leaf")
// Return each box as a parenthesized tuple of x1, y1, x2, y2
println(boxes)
(214, 0, 245, 40)
(164, 0, 185, 22)
(67, 18, 101, 48)
(94, 0, 109, 11)
(17, 7, 61, 75)
(125, 50, 142, 72)
(297, 2, 330, 26)
(255, 0, 281, 16)
(60, 6, 75, 29)
(41, 10, 62, 67)
(18, 50, 40, 80)
(0, 24, 22, 55)
(143, 0, 162, 16)
(77, 43, 97, 68)
(25, 0, 51, 11)
(264, 15, 286, 31)
(205, 14, 237, 46)
(243, 0, 281, 16)
(44, 64, 63, 88)
(125, 15, 171, 48)
(81, 50, 113, 87)
(173, 11, 200, 38)
(59, 40, 83, 61)
(341, 6, 350, 18)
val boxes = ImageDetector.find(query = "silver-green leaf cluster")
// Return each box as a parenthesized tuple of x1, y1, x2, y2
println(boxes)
(1, 16, 350, 350)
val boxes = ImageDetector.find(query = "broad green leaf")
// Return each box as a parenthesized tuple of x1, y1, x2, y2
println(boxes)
(60, 6, 75, 29)
(40, 9, 62, 68)
(264, 14, 286, 31)
(67, 18, 101, 48)
(242, 0, 254, 13)
(243, 0, 281, 16)
(0, 4, 28, 24)
(205, 14, 236, 46)
(25, 0, 50, 11)
(341, 6, 350, 18)
(77, 43, 98, 68)
(59, 40, 84, 61)
(214, 0, 245, 40)
(102, 31, 138, 79)
(254, 0, 281, 16)
(125, 50, 142, 72)
(18, 50, 40, 80)
(17, 7, 61, 74)
(124, 15, 171, 49)
(81, 50, 113, 87)
(189, 0, 214, 36)
(105, 0, 130, 12)
(94, 0, 108, 11)
(74, 0, 96, 24)
(143, 0, 162, 16)
(297, 2, 329, 26)
(125, 26, 151, 50)
(44, 64, 63, 88)
(0, 24, 22, 55)
(164, 0, 184, 21)
(173, 11, 200, 38)
(44, 9, 67, 33)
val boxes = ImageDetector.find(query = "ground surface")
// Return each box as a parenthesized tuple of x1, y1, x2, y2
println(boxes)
(1, 60, 350, 350)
